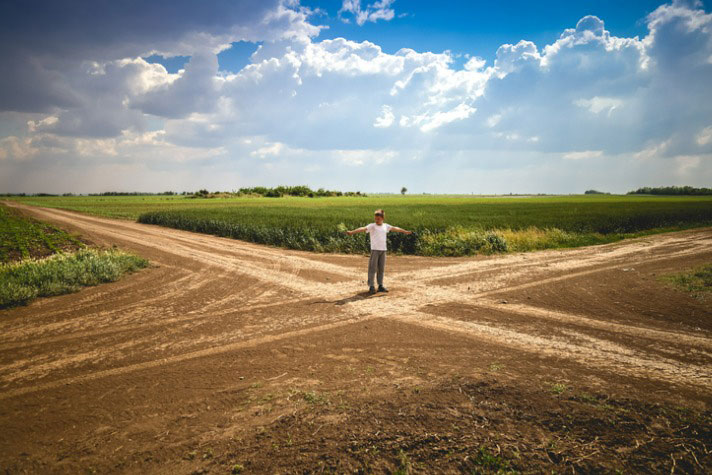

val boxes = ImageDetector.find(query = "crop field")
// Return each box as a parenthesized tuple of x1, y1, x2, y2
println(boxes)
(10, 194, 712, 255)
(0, 203, 83, 263)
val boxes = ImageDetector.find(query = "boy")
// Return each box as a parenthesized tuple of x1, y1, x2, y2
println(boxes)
(345, 209, 412, 294)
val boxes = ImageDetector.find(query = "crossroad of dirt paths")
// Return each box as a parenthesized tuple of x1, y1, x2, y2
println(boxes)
(1, 202, 712, 473)
(1, 202, 710, 403)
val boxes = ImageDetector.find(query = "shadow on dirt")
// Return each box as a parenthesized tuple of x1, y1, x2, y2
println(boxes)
(313, 291, 387, 306)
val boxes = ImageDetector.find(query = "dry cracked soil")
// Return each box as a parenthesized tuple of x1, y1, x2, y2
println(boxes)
(1, 202, 711, 474)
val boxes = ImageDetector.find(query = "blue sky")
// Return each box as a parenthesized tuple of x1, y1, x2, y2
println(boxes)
(1, 0, 710, 193)
(163, 2, 665, 72)
(307, 1, 662, 58)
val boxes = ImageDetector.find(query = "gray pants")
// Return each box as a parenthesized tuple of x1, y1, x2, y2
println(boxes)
(368, 250, 386, 287)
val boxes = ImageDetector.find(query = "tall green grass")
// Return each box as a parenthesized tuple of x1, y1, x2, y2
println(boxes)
(0, 249, 149, 308)
(137, 198, 712, 255)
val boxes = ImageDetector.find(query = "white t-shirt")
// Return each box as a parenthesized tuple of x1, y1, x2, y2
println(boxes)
(366, 222, 392, 251)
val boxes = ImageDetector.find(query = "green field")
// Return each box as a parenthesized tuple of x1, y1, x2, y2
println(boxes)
(0, 204, 84, 263)
(7, 194, 712, 256)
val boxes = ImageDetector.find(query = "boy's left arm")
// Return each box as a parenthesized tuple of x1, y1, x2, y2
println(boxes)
(390, 226, 413, 235)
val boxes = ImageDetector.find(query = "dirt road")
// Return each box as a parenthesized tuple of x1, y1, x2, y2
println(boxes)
(1, 202, 711, 473)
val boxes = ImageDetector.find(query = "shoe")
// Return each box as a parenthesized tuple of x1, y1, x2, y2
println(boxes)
(377, 286, 389, 293)
(368, 286, 376, 295)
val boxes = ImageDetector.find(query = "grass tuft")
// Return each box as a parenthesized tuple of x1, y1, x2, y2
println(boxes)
(394, 449, 412, 475)
(488, 362, 504, 372)
(0, 248, 148, 309)
(549, 383, 569, 395)
(298, 390, 330, 405)
(661, 264, 712, 298)
(470, 447, 516, 473)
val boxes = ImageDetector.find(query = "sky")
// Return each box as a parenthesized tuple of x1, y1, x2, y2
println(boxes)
(0, 0, 711, 194)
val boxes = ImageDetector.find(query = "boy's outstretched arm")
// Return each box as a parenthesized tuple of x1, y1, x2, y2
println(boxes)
(345, 226, 368, 236)
(390, 226, 413, 235)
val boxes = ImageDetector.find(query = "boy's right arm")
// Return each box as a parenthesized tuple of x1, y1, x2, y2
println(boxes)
(346, 226, 368, 235)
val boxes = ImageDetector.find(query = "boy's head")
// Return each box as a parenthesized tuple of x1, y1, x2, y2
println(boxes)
(374, 209, 385, 224)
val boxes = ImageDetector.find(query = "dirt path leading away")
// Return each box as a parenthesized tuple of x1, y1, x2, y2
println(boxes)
(1, 202, 711, 473)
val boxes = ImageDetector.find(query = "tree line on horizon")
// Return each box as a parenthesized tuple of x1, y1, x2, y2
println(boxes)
(626, 186, 712, 196)
(0, 187, 368, 198)
(233, 186, 366, 198)
(1, 185, 710, 197)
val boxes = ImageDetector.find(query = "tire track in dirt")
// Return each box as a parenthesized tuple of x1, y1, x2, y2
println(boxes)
(331, 259, 712, 388)
(340, 241, 712, 386)
(390, 312, 712, 388)
(469, 299, 712, 350)
(336, 241, 708, 326)
(399, 230, 711, 284)
(0, 297, 313, 351)
(0, 292, 363, 387)
(0, 315, 379, 401)
(452, 245, 709, 298)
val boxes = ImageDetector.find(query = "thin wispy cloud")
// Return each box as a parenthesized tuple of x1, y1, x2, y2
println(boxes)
(339, 0, 397, 26)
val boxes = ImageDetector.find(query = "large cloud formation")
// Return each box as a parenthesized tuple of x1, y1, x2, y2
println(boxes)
(0, 0, 710, 193)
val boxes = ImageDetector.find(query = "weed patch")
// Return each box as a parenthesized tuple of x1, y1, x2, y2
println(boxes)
(0, 248, 148, 308)
(549, 383, 569, 395)
(470, 447, 516, 473)
(488, 362, 504, 372)
(661, 264, 712, 299)
(394, 449, 412, 474)
(289, 389, 330, 406)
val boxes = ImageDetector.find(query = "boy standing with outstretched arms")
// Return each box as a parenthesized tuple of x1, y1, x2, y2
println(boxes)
(345, 209, 412, 294)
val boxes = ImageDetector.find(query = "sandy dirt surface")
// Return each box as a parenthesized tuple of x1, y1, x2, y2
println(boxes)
(1, 202, 711, 473)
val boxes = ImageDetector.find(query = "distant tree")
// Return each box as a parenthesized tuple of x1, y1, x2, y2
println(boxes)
(584, 189, 609, 195)
(401, 187, 407, 195)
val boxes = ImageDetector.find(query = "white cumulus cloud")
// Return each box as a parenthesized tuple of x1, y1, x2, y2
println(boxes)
(373, 105, 395, 128)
